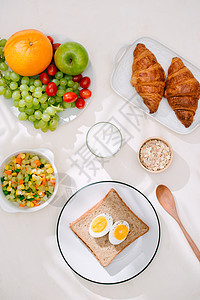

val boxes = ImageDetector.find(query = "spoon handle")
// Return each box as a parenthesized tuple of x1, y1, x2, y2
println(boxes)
(176, 217, 200, 262)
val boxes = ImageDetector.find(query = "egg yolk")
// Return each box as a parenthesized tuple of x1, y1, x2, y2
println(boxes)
(114, 224, 129, 240)
(91, 216, 107, 233)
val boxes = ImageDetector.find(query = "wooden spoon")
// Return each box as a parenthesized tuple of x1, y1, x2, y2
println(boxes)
(156, 184, 200, 262)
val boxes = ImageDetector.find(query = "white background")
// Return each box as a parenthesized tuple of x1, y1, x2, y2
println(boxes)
(0, 0, 200, 299)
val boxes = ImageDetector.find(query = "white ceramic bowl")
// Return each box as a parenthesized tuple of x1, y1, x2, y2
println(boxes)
(0, 148, 58, 213)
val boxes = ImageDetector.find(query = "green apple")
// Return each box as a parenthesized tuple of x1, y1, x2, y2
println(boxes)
(54, 42, 89, 75)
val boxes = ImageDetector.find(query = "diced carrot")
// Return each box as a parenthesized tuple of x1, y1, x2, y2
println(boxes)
(50, 178, 56, 186)
(19, 180, 24, 185)
(41, 175, 47, 185)
(19, 203, 26, 207)
(34, 160, 41, 167)
(5, 170, 12, 175)
(32, 200, 40, 206)
(16, 157, 22, 164)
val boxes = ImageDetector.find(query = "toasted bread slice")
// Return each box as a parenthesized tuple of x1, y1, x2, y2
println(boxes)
(69, 188, 149, 267)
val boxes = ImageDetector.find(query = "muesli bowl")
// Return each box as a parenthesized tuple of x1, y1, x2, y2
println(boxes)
(0, 148, 58, 213)
(137, 137, 173, 173)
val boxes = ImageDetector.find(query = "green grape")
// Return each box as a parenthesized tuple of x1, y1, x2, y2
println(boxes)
(73, 82, 79, 90)
(41, 103, 48, 109)
(59, 78, 68, 86)
(0, 62, 8, 71)
(40, 94, 47, 103)
(33, 120, 40, 129)
(10, 72, 20, 82)
(49, 118, 58, 129)
(20, 84, 29, 92)
(49, 126, 56, 132)
(71, 102, 76, 108)
(0, 86, 5, 95)
(4, 89, 12, 99)
(18, 107, 26, 112)
(0, 39, 7, 47)
(41, 126, 49, 133)
(25, 108, 34, 115)
(25, 95, 33, 103)
(38, 119, 48, 129)
(0, 47, 3, 56)
(62, 101, 72, 109)
(18, 112, 28, 121)
(12, 90, 21, 100)
(54, 114, 60, 122)
(42, 84, 47, 91)
(64, 74, 72, 81)
(55, 71, 63, 79)
(28, 115, 36, 122)
(13, 100, 19, 107)
(42, 113, 50, 122)
(4, 71, 11, 80)
(32, 98, 39, 106)
(29, 85, 35, 93)
(56, 89, 65, 97)
(19, 99, 26, 107)
(0, 77, 5, 86)
(65, 88, 73, 93)
(34, 79, 42, 87)
(29, 78, 35, 85)
(48, 97, 55, 105)
(35, 86, 42, 93)
(33, 104, 40, 110)
(55, 96, 62, 104)
(21, 76, 30, 85)
(51, 78, 59, 86)
(26, 102, 33, 108)
(33, 91, 42, 98)
(34, 110, 42, 120)
(21, 90, 29, 98)
(67, 80, 74, 87)
(74, 89, 79, 96)
(10, 82, 18, 90)
(46, 106, 56, 116)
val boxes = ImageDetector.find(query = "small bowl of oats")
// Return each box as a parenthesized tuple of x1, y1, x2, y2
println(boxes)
(137, 137, 173, 173)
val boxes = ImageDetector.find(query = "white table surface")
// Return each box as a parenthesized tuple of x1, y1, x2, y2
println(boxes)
(1, 0, 200, 299)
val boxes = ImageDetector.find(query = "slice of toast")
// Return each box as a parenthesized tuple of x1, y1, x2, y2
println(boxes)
(69, 188, 149, 267)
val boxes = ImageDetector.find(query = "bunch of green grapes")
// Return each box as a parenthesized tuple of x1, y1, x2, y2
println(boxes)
(0, 39, 81, 132)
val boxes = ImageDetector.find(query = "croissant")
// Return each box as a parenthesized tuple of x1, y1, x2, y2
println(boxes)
(130, 43, 166, 113)
(164, 57, 200, 128)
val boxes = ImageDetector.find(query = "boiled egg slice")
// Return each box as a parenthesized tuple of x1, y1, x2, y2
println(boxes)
(89, 213, 113, 238)
(109, 220, 129, 245)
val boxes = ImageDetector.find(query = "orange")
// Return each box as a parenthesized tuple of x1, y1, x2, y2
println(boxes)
(4, 29, 53, 76)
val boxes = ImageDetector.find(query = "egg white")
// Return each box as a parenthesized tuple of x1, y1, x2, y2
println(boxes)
(89, 213, 113, 238)
(109, 220, 130, 245)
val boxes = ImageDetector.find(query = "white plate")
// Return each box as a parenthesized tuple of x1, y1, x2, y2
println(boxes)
(2, 34, 94, 125)
(56, 181, 160, 284)
(110, 36, 200, 134)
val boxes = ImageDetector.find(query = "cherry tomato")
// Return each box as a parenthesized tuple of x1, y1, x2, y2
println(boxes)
(75, 98, 85, 109)
(72, 74, 82, 82)
(80, 76, 91, 89)
(47, 64, 57, 76)
(79, 88, 92, 99)
(53, 43, 61, 52)
(46, 82, 57, 96)
(63, 92, 78, 103)
(47, 36, 54, 44)
(40, 72, 50, 85)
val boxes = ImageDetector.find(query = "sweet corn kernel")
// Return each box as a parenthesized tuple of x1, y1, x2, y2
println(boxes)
(16, 190, 21, 195)
(28, 181, 32, 186)
(20, 154, 26, 159)
(18, 184, 25, 190)
(7, 186, 12, 191)
(12, 172, 17, 176)
(45, 164, 51, 169)
(5, 165, 9, 170)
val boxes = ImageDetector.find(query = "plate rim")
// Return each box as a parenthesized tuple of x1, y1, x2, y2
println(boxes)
(56, 180, 161, 285)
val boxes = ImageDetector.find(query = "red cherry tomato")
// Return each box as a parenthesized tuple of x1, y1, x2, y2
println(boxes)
(75, 98, 85, 109)
(79, 88, 92, 99)
(72, 74, 83, 82)
(46, 82, 57, 96)
(47, 64, 57, 76)
(47, 36, 54, 44)
(40, 72, 50, 85)
(53, 43, 61, 51)
(80, 76, 91, 89)
(63, 92, 78, 103)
